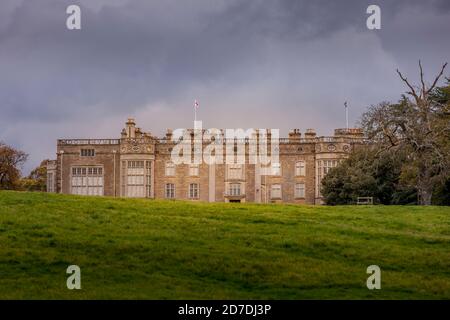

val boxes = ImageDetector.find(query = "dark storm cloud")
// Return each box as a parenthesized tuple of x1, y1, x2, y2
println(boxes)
(0, 0, 449, 173)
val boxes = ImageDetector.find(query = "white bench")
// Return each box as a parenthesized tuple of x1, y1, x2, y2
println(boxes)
(357, 197, 373, 205)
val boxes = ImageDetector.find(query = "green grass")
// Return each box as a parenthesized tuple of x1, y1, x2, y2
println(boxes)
(0, 191, 449, 299)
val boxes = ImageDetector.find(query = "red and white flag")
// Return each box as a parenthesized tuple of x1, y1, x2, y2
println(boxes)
(194, 100, 199, 109)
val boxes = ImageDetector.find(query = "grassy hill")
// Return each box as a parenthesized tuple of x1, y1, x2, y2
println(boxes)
(0, 191, 449, 299)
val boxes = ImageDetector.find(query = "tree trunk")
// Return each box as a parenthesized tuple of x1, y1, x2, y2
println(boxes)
(418, 188, 433, 205)
(417, 171, 433, 205)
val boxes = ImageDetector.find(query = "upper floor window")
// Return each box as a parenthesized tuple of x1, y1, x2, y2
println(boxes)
(295, 183, 305, 198)
(72, 167, 103, 176)
(271, 163, 281, 176)
(189, 164, 199, 176)
(90, 167, 103, 175)
(165, 162, 175, 176)
(189, 183, 199, 199)
(80, 149, 95, 157)
(271, 184, 282, 199)
(227, 164, 243, 179)
(295, 161, 306, 176)
(165, 183, 175, 199)
(127, 160, 144, 168)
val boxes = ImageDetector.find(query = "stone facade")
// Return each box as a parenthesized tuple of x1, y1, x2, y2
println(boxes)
(47, 119, 365, 204)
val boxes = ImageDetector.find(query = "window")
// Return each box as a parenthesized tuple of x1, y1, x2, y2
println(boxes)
(271, 184, 282, 199)
(271, 163, 281, 176)
(295, 183, 305, 198)
(121, 160, 151, 198)
(121, 161, 126, 196)
(127, 161, 145, 198)
(295, 161, 306, 176)
(227, 164, 243, 179)
(80, 149, 95, 157)
(145, 161, 152, 198)
(165, 162, 175, 176)
(317, 160, 338, 181)
(189, 183, 199, 199)
(324, 160, 338, 174)
(316, 159, 339, 197)
(71, 166, 103, 196)
(189, 164, 199, 176)
(165, 183, 175, 199)
(47, 173, 54, 193)
(229, 183, 241, 196)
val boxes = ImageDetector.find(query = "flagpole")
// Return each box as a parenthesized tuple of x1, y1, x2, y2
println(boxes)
(344, 102, 349, 130)
(194, 100, 199, 124)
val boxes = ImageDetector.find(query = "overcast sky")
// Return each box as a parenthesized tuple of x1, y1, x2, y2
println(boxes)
(1, 0, 449, 174)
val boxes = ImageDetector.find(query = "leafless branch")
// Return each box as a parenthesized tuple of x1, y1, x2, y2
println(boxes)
(419, 60, 426, 97)
(426, 62, 448, 95)
(375, 143, 398, 157)
(396, 69, 419, 102)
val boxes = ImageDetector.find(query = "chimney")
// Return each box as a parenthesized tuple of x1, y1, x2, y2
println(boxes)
(135, 127, 142, 138)
(305, 129, 316, 139)
(125, 118, 136, 138)
(288, 129, 301, 142)
(334, 128, 364, 138)
(166, 129, 173, 140)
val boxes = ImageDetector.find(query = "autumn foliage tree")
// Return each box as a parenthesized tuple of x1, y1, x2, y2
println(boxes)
(0, 142, 28, 190)
(19, 160, 48, 192)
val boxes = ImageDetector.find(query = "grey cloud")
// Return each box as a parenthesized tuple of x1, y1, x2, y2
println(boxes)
(0, 0, 449, 174)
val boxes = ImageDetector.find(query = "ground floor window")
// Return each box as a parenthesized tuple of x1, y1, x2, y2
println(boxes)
(165, 183, 175, 199)
(189, 183, 199, 199)
(127, 160, 145, 197)
(71, 166, 103, 196)
(47, 172, 55, 193)
(316, 159, 339, 197)
(121, 160, 152, 198)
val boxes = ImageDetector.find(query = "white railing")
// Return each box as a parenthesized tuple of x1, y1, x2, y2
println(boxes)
(58, 136, 368, 146)
(58, 139, 120, 145)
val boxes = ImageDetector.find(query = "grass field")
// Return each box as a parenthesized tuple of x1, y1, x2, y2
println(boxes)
(0, 191, 449, 299)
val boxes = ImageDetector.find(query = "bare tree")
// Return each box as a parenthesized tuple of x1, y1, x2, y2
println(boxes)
(361, 61, 449, 205)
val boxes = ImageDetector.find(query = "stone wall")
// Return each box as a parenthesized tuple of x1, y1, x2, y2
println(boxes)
(49, 120, 365, 205)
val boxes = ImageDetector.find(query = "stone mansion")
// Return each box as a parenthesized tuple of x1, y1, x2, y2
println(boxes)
(46, 118, 365, 204)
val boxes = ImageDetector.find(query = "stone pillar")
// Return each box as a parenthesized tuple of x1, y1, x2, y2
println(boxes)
(126, 118, 136, 138)
(255, 163, 261, 203)
(59, 150, 64, 194)
(209, 163, 215, 202)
